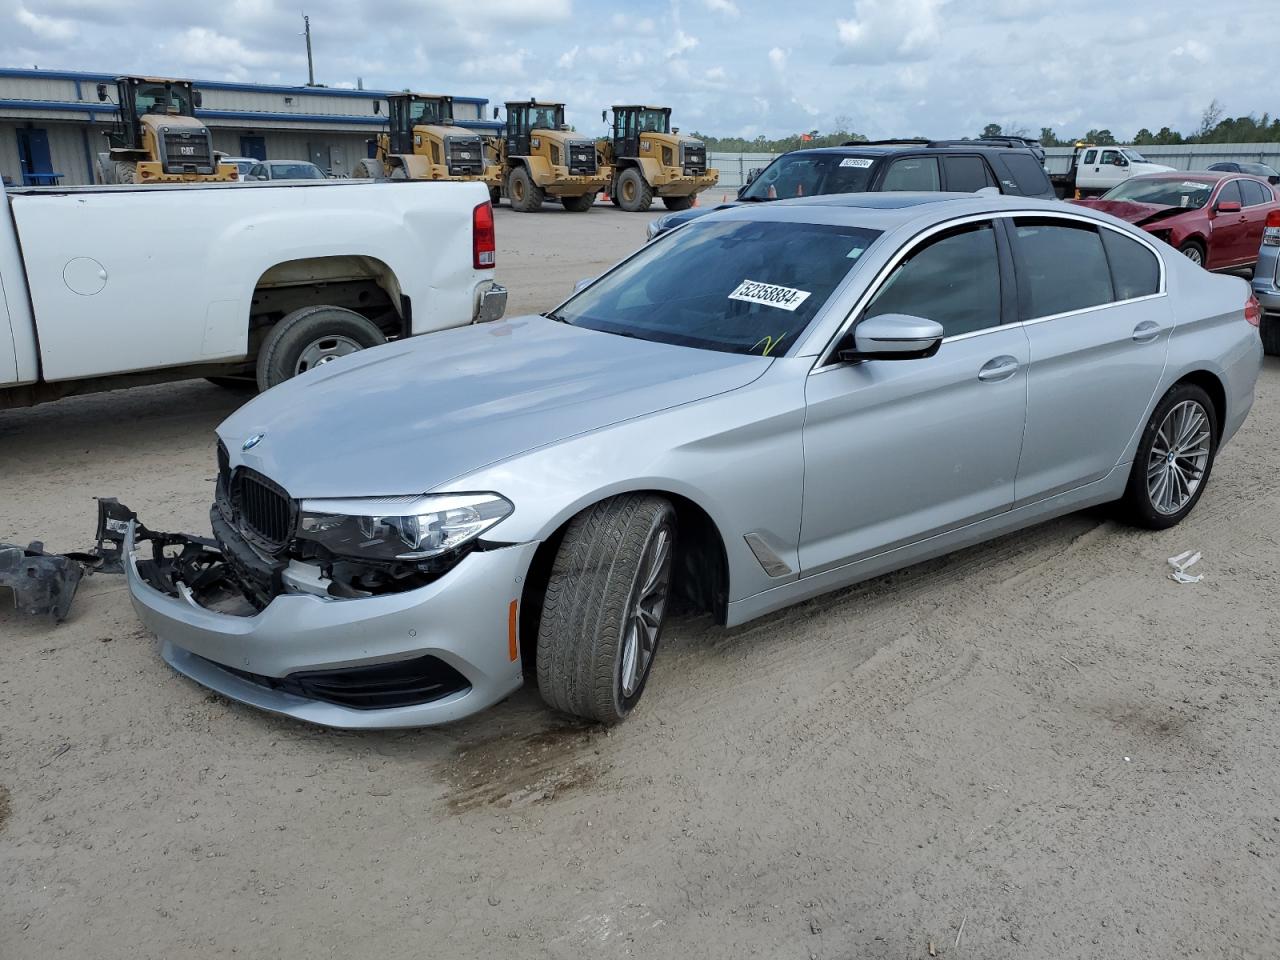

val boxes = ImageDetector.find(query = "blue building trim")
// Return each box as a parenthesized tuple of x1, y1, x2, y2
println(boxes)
(0, 98, 114, 115)
(0, 68, 487, 105)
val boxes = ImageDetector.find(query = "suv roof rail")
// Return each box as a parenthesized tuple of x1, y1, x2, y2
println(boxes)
(927, 136, 1042, 149)
(842, 138, 931, 146)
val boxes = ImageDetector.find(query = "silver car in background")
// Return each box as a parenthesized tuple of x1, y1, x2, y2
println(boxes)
(123, 193, 1263, 729)
(1252, 206, 1280, 354)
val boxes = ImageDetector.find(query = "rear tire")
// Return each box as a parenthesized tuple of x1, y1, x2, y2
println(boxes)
(1179, 240, 1206, 268)
(536, 495, 677, 724)
(1117, 382, 1218, 529)
(255, 305, 387, 391)
(507, 166, 544, 212)
(617, 168, 654, 212)
(662, 194, 694, 211)
(389, 166, 408, 180)
(560, 193, 595, 212)
(489, 186, 502, 206)
(1261, 313, 1280, 356)
(114, 161, 138, 184)
(351, 158, 384, 179)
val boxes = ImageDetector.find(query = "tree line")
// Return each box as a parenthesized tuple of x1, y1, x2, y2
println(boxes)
(691, 102, 1280, 152)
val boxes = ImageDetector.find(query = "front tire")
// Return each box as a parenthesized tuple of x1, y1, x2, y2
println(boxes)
(617, 168, 654, 212)
(507, 166, 544, 212)
(351, 157, 384, 179)
(255, 305, 387, 391)
(536, 495, 677, 724)
(1179, 240, 1206, 268)
(1118, 383, 1218, 529)
(114, 160, 138, 184)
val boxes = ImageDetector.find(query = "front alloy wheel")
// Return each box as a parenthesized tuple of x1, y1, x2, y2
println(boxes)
(536, 494, 677, 723)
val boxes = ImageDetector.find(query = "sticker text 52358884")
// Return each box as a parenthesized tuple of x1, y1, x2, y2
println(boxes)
(728, 279, 812, 312)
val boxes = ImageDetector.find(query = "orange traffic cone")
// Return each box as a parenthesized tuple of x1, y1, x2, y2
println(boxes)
(722, 193, 729, 202)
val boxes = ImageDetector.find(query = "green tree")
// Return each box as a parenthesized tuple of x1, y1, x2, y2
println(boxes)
(981, 123, 1003, 138)
(1039, 127, 1062, 147)
(1083, 128, 1117, 145)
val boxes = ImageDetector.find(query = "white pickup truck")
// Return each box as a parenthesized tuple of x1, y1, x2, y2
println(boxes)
(0, 179, 506, 409)
(1048, 144, 1175, 199)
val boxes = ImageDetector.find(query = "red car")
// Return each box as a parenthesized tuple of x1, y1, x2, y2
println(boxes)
(1073, 171, 1279, 270)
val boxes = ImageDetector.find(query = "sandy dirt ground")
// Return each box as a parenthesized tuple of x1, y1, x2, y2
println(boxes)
(2, 204, 1279, 960)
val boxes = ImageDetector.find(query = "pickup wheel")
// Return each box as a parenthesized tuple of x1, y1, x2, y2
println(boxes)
(616, 168, 653, 212)
(255, 305, 387, 390)
(560, 193, 595, 213)
(507, 166, 544, 212)
(662, 194, 695, 211)
(536, 494, 677, 724)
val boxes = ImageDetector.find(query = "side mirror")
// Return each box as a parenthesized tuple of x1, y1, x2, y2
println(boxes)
(96, 83, 108, 102)
(1114, 156, 1127, 166)
(193, 91, 202, 108)
(1215, 199, 1242, 215)
(573, 277, 594, 293)
(1268, 175, 1279, 185)
(840, 314, 945, 361)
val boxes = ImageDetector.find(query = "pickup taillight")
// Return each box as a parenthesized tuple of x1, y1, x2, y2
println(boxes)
(1263, 209, 1280, 246)
(473, 201, 495, 269)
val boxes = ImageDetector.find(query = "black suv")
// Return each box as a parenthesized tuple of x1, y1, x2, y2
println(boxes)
(646, 136, 1055, 238)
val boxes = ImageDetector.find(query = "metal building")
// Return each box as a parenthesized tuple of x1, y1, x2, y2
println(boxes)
(0, 67, 500, 186)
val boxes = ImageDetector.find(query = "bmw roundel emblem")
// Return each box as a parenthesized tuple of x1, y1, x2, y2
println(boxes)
(242, 433, 265, 451)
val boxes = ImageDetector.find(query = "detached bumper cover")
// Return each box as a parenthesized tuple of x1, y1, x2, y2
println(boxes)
(124, 522, 535, 728)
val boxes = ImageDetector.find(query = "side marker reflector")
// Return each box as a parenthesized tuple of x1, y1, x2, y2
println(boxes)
(508, 599, 519, 662)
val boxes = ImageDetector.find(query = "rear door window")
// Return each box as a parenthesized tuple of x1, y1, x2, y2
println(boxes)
(942, 155, 995, 192)
(862, 222, 1002, 337)
(1010, 218, 1115, 319)
(1239, 179, 1270, 206)
(999, 153, 1052, 196)
(881, 157, 941, 191)
(1100, 229, 1161, 301)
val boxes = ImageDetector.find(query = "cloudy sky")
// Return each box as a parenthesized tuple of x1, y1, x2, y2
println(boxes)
(2, 0, 1272, 141)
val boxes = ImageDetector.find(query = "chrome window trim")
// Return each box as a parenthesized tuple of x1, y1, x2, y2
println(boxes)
(811, 208, 1169, 372)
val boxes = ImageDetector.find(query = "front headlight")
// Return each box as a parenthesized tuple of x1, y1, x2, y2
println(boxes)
(296, 492, 513, 562)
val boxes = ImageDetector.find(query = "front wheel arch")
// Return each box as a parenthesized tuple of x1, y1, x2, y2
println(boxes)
(518, 489, 730, 672)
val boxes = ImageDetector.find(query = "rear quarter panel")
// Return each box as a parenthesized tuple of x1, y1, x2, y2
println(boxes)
(9, 180, 490, 381)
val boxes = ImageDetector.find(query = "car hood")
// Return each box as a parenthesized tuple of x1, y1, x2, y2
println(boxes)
(1072, 198, 1191, 226)
(655, 201, 739, 232)
(218, 316, 769, 499)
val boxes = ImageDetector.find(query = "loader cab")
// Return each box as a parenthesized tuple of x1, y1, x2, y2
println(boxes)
(100, 77, 201, 152)
(386, 94, 454, 155)
(504, 101, 565, 157)
(609, 106, 672, 159)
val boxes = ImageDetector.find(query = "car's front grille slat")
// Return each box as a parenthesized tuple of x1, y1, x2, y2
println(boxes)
(231, 468, 293, 553)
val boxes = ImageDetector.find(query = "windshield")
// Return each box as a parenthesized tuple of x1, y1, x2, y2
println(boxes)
(556, 219, 881, 356)
(632, 109, 669, 133)
(270, 163, 324, 180)
(1102, 178, 1213, 209)
(135, 82, 191, 117)
(741, 153, 877, 200)
(409, 98, 447, 124)
(529, 105, 564, 130)
(1122, 149, 1148, 163)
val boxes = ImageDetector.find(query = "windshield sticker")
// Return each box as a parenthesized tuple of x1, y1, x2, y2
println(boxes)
(846, 244, 868, 259)
(729, 279, 812, 312)
(840, 157, 873, 168)
(1181, 181, 1205, 190)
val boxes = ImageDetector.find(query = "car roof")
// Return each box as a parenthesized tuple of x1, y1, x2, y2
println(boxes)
(1127, 172, 1233, 183)
(776, 142, 1031, 159)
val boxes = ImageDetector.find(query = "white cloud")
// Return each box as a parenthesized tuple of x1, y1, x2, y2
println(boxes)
(703, 0, 741, 16)
(666, 29, 699, 59)
(557, 45, 580, 69)
(705, 66, 727, 81)
(14, 5, 77, 41)
(835, 0, 946, 63)
(611, 12, 655, 32)
(768, 47, 787, 72)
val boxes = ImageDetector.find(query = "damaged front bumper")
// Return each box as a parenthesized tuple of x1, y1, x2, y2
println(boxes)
(121, 517, 536, 729)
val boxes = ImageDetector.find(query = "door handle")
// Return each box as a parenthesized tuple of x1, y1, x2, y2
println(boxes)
(1132, 320, 1163, 343)
(977, 355, 1019, 382)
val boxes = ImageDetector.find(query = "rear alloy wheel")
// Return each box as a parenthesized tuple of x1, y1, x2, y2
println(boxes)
(617, 168, 654, 212)
(1119, 383, 1218, 529)
(255, 305, 387, 390)
(1179, 240, 1206, 267)
(507, 166, 544, 212)
(536, 495, 676, 723)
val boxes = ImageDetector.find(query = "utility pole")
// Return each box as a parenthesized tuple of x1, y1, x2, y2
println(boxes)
(303, 14, 316, 87)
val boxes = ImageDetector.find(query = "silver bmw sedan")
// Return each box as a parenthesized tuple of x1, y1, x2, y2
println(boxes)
(123, 193, 1263, 728)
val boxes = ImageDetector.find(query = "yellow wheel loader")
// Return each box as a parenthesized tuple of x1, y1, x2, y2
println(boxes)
(352, 93, 503, 200)
(492, 101, 611, 212)
(600, 106, 718, 213)
(96, 77, 237, 184)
